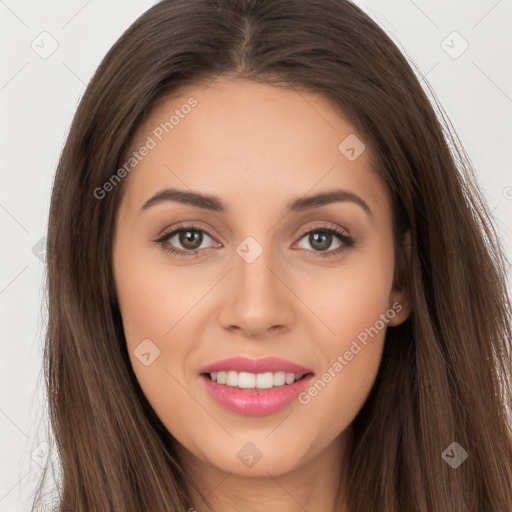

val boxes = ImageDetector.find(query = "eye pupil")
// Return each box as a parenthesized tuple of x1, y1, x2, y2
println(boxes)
(310, 231, 332, 251)
(179, 230, 202, 250)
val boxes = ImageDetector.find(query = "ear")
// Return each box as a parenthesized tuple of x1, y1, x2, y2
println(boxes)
(387, 230, 411, 327)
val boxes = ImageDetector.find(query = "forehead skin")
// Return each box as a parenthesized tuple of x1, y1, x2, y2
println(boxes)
(116, 77, 392, 237)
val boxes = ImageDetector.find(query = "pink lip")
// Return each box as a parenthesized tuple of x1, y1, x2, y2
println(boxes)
(198, 356, 313, 375)
(198, 356, 315, 416)
(200, 373, 315, 416)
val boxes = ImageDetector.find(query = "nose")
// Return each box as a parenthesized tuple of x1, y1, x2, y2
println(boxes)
(218, 240, 296, 338)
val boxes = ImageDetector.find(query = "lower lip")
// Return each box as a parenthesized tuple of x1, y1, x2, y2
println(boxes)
(199, 373, 315, 416)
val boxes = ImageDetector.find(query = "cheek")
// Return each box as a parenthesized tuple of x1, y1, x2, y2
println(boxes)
(325, 260, 393, 343)
(293, 240, 394, 435)
(112, 236, 187, 397)
(302, 235, 395, 349)
(116, 269, 178, 340)
(113, 238, 201, 342)
(113, 249, 200, 425)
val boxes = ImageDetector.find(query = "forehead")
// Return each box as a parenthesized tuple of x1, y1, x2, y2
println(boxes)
(119, 77, 390, 220)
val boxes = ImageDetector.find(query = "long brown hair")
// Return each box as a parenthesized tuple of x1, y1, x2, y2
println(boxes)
(34, 0, 512, 510)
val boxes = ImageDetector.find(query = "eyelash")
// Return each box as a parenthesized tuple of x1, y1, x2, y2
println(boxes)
(154, 222, 356, 258)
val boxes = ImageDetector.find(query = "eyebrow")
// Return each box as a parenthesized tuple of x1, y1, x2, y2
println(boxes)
(140, 187, 373, 218)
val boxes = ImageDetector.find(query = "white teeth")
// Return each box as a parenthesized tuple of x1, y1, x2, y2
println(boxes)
(285, 372, 296, 384)
(209, 370, 304, 388)
(238, 372, 256, 388)
(256, 372, 274, 389)
(226, 370, 238, 386)
(273, 371, 286, 386)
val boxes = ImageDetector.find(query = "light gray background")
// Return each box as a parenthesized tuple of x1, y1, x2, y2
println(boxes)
(1, 1, 511, 510)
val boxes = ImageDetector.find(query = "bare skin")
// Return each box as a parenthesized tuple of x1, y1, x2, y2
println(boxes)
(112, 77, 410, 512)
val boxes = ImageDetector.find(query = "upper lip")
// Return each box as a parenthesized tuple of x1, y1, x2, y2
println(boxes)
(199, 356, 314, 376)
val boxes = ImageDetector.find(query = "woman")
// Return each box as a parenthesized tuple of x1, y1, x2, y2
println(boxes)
(35, 0, 512, 510)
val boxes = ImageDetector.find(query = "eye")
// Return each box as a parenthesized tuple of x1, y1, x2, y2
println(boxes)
(294, 224, 355, 257)
(154, 224, 220, 257)
(154, 223, 356, 258)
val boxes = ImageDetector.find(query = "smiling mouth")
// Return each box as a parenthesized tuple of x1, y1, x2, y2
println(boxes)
(201, 371, 314, 390)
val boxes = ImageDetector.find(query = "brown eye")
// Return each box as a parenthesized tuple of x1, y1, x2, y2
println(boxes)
(307, 231, 335, 252)
(177, 229, 203, 250)
(155, 226, 219, 256)
(295, 226, 354, 256)
(155, 223, 355, 258)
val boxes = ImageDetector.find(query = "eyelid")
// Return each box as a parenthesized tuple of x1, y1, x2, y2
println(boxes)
(155, 222, 219, 243)
(157, 221, 350, 241)
(154, 221, 355, 257)
(295, 222, 350, 239)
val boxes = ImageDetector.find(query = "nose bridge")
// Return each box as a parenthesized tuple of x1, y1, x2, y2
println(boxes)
(218, 232, 295, 335)
(234, 234, 279, 299)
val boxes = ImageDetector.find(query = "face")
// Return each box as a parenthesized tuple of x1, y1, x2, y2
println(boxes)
(112, 77, 410, 479)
